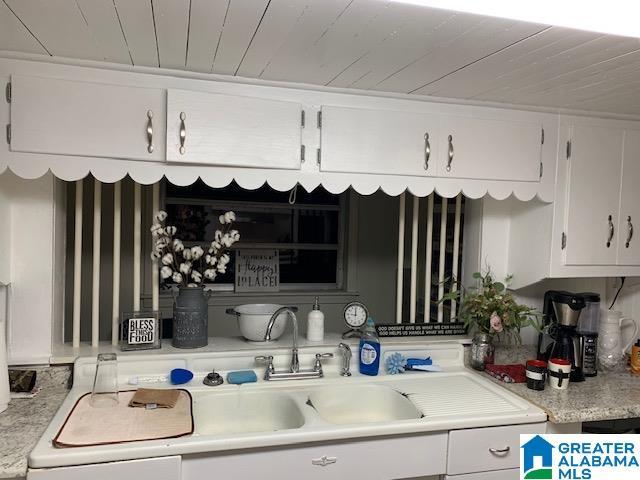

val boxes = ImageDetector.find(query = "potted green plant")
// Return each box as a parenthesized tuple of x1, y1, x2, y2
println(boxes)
(443, 270, 540, 370)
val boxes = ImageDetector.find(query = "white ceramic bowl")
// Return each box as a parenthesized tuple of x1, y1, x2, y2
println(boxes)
(229, 304, 289, 342)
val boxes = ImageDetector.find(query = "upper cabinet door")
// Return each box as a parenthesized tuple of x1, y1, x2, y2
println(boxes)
(437, 115, 542, 181)
(564, 125, 623, 266)
(617, 130, 640, 265)
(166, 89, 302, 169)
(320, 105, 439, 176)
(10, 75, 166, 161)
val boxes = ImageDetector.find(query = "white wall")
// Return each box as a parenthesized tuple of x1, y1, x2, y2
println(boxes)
(0, 171, 64, 364)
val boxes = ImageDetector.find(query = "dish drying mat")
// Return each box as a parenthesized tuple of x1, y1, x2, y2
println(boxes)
(53, 390, 193, 448)
(398, 375, 522, 418)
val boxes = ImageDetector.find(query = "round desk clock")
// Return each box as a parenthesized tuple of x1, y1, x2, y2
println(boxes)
(342, 301, 369, 339)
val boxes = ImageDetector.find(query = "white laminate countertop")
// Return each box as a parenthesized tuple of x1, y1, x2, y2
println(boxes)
(0, 367, 70, 479)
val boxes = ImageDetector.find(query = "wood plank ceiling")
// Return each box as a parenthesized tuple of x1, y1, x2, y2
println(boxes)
(2, 0, 640, 115)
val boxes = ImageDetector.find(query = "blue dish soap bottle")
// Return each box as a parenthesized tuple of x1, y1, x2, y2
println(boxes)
(359, 317, 381, 376)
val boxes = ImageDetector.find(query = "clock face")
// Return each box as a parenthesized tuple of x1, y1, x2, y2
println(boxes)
(343, 302, 368, 329)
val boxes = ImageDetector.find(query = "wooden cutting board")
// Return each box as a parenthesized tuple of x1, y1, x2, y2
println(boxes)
(53, 390, 193, 448)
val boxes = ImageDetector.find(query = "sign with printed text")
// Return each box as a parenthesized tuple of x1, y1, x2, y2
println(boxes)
(520, 434, 640, 479)
(127, 317, 157, 345)
(235, 249, 280, 292)
(375, 322, 467, 337)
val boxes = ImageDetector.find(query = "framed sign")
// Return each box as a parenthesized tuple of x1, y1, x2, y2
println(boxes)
(120, 311, 162, 351)
(375, 322, 467, 338)
(235, 249, 280, 292)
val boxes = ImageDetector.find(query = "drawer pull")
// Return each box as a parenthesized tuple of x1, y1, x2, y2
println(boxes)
(626, 216, 634, 248)
(446, 134, 454, 172)
(312, 455, 337, 467)
(146, 110, 154, 153)
(424, 132, 430, 170)
(607, 214, 614, 248)
(179, 112, 186, 155)
(489, 446, 511, 455)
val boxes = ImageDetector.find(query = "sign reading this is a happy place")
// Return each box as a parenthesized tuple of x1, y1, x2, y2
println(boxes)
(235, 249, 280, 292)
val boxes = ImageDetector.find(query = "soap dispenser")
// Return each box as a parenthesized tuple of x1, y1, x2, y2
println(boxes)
(307, 296, 325, 342)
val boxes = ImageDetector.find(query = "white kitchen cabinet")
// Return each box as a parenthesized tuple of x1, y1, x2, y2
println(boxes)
(493, 116, 640, 288)
(9, 75, 166, 161)
(166, 89, 302, 169)
(320, 105, 439, 176)
(616, 129, 640, 265)
(447, 423, 546, 475)
(320, 105, 543, 183)
(27, 456, 180, 480)
(182, 432, 448, 480)
(563, 124, 624, 266)
(438, 115, 543, 182)
(444, 469, 519, 480)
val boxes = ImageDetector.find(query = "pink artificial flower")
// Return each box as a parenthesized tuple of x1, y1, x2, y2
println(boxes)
(490, 312, 503, 333)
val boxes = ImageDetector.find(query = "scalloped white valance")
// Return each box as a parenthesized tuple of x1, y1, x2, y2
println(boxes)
(0, 156, 550, 201)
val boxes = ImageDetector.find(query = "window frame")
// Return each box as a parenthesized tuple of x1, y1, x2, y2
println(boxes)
(161, 184, 349, 292)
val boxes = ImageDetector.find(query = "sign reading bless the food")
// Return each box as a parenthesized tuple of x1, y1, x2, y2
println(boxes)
(235, 249, 280, 292)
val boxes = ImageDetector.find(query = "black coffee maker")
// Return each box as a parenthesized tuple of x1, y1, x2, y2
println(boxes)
(538, 290, 586, 382)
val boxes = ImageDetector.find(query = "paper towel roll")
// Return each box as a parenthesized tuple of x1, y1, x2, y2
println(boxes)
(0, 285, 10, 413)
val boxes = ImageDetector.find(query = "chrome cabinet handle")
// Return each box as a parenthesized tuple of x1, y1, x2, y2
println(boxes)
(179, 112, 186, 155)
(146, 110, 154, 153)
(424, 132, 431, 170)
(312, 456, 337, 467)
(627, 216, 634, 248)
(446, 134, 454, 172)
(489, 447, 511, 454)
(607, 215, 614, 248)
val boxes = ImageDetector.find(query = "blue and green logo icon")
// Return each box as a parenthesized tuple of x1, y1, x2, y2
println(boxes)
(521, 435, 554, 479)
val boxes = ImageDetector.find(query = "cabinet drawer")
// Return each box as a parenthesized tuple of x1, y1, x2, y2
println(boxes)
(183, 433, 447, 480)
(27, 456, 180, 480)
(445, 468, 520, 480)
(447, 423, 546, 475)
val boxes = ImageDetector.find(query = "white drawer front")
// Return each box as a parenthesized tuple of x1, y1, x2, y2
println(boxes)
(445, 468, 520, 480)
(27, 456, 180, 480)
(183, 433, 447, 480)
(447, 423, 546, 475)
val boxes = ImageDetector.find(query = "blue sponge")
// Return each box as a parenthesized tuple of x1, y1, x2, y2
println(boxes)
(170, 368, 194, 385)
(227, 370, 258, 384)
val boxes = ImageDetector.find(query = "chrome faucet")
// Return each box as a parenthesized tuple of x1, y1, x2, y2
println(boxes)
(256, 307, 334, 381)
(265, 306, 299, 373)
(338, 343, 352, 376)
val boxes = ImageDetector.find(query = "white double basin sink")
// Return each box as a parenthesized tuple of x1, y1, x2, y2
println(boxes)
(193, 383, 422, 436)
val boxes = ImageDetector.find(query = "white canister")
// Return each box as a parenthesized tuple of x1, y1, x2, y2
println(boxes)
(548, 358, 571, 390)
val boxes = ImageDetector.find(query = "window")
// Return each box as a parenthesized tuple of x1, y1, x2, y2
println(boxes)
(163, 181, 346, 291)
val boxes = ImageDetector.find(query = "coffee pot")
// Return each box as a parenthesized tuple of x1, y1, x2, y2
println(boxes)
(598, 310, 638, 370)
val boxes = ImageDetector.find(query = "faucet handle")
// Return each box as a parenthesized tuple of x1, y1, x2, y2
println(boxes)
(255, 355, 275, 373)
(313, 353, 334, 373)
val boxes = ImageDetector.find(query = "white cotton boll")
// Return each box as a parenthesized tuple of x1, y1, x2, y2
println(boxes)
(155, 239, 168, 249)
(150, 223, 162, 235)
(224, 211, 236, 223)
(219, 253, 230, 266)
(183, 248, 192, 260)
(215, 230, 222, 241)
(219, 214, 226, 224)
(172, 272, 183, 283)
(165, 226, 177, 236)
(151, 251, 161, 260)
(161, 253, 173, 266)
(191, 246, 204, 260)
(179, 262, 192, 274)
(160, 266, 173, 279)
(217, 264, 227, 274)
(211, 241, 221, 252)
(173, 239, 184, 252)
(204, 269, 217, 280)
(156, 210, 168, 222)
(221, 234, 233, 248)
(191, 270, 202, 283)
(230, 230, 240, 241)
